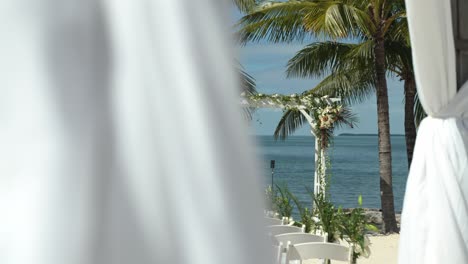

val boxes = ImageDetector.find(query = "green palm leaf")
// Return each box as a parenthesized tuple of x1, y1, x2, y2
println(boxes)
(238, 64, 257, 120)
(237, 1, 315, 44)
(286, 41, 353, 78)
(274, 109, 308, 140)
(414, 93, 426, 128)
(308, 71, 375, 105)
(232, 0, 256, 13)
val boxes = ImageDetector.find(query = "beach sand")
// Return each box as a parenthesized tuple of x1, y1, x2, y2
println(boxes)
(357, 234, 399, 264)
(301, 234, 400, 264)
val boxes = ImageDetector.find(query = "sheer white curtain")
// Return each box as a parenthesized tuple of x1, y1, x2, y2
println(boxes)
(399, 0, 468, 263)
(0, 1, 271, 264)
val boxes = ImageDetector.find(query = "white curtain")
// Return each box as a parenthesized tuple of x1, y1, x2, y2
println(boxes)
(0, 1, 271, 264)
(399, 0, 468, 263)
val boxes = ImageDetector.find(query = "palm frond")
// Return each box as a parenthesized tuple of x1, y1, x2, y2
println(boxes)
(346, 39, 374, 60)
(232, 0, 256, 13)
(414, 93, 426, 128)
(385, 14, 409, 45)
(306, 69, 375, 105)
(236, 0, 375, 44)
(239, 67, 257, 95)
(236, 1, 316, 44)
(274, 109, 308, 140)
(286, 41, 353, 79)
(334, 105, 358, 130)
(302, 0, 374, 39)
(238, 64, 257, 120)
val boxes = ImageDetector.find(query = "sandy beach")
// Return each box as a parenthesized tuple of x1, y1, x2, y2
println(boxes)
(357, 234, 399, 264)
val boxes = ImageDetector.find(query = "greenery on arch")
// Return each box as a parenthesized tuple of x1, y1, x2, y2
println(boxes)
(241, 92, 357, 148)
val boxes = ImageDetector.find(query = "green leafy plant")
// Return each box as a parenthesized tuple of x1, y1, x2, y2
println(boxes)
(275, 183, 293, 218)
(339, 195, 379, 263)
(287, 189, 314, 233)
(310, 189, 343, 243)
(264, 185, 277, 212)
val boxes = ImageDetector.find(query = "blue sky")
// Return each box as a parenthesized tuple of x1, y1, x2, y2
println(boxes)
(237, 43, 406, 135)
(232, 12, 406, 136)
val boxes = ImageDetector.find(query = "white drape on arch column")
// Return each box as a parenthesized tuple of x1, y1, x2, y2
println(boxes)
(0, 1, 271, 264)
(399, 0, 468, 263)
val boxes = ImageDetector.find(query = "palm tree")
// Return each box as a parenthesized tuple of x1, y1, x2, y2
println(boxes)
(286, 32, 417, 168)
(237, 0, 405, 232)
(386, 23, 418, 168)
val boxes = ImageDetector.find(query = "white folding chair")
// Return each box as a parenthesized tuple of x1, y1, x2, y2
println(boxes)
(274, 233, 326, 264)
(266, 225, 304, 237)
(267, 225, 304, 263)
(272, 242, 283, 264)
(287, 242, 353, 264)
(264, 217, 283, 226)
(275, 233, 326, 246)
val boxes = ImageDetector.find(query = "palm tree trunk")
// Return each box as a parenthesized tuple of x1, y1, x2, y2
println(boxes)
(404, 75, 417, 168)
(374, 37, 398, 233)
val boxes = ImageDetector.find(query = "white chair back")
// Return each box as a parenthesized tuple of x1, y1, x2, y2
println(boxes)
(274, 233, 326, 264)
(264, 217, 283, 226)
(287, 242, 353, 264)
(272, 242, 283, 264)
(266, 225, 303, 237)
(275, 233, 326, 246)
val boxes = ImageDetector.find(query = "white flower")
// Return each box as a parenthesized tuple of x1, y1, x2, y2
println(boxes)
(324, 106, 333, 113)
(363, 235, 371, 247)
(311, 217, 320, 223)
(333, 231, 341, 241)
(361, 236, 372, 258)
(354, 243, 362, 254)
(362, 245, 372, 258)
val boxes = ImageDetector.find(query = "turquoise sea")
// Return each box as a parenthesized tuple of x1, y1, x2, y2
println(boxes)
(255, 135, 409, 213)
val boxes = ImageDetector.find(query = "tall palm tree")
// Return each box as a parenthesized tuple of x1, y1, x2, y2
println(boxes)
(386, 22, 418, 168)
(237, 0, 405, 232)
(286, 32, 417, 168)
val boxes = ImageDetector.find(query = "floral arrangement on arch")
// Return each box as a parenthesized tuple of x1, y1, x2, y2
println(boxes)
(312, 97, 356, 149)
(318, 104, 343, 129)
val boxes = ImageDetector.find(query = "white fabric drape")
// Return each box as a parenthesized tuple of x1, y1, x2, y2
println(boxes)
(0, 1, 271, 264)
(399, 0, 468, 263)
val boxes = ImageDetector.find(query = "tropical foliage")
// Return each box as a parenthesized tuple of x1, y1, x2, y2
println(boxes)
(266, 183, 377, 263)
(288, 189, 315, 233)
(312, 190, 343, 243)
(238, 64, 258, 121)
(237, 0, 405, 232)
(274, 183, 294, 218)
(339, 195, 379, 263)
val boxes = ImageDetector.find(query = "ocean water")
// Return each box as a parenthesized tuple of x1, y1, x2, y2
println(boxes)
(255, 135, 409, 213)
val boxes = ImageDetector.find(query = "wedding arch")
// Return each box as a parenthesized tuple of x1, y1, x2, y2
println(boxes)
(241, 92, 354, 195)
